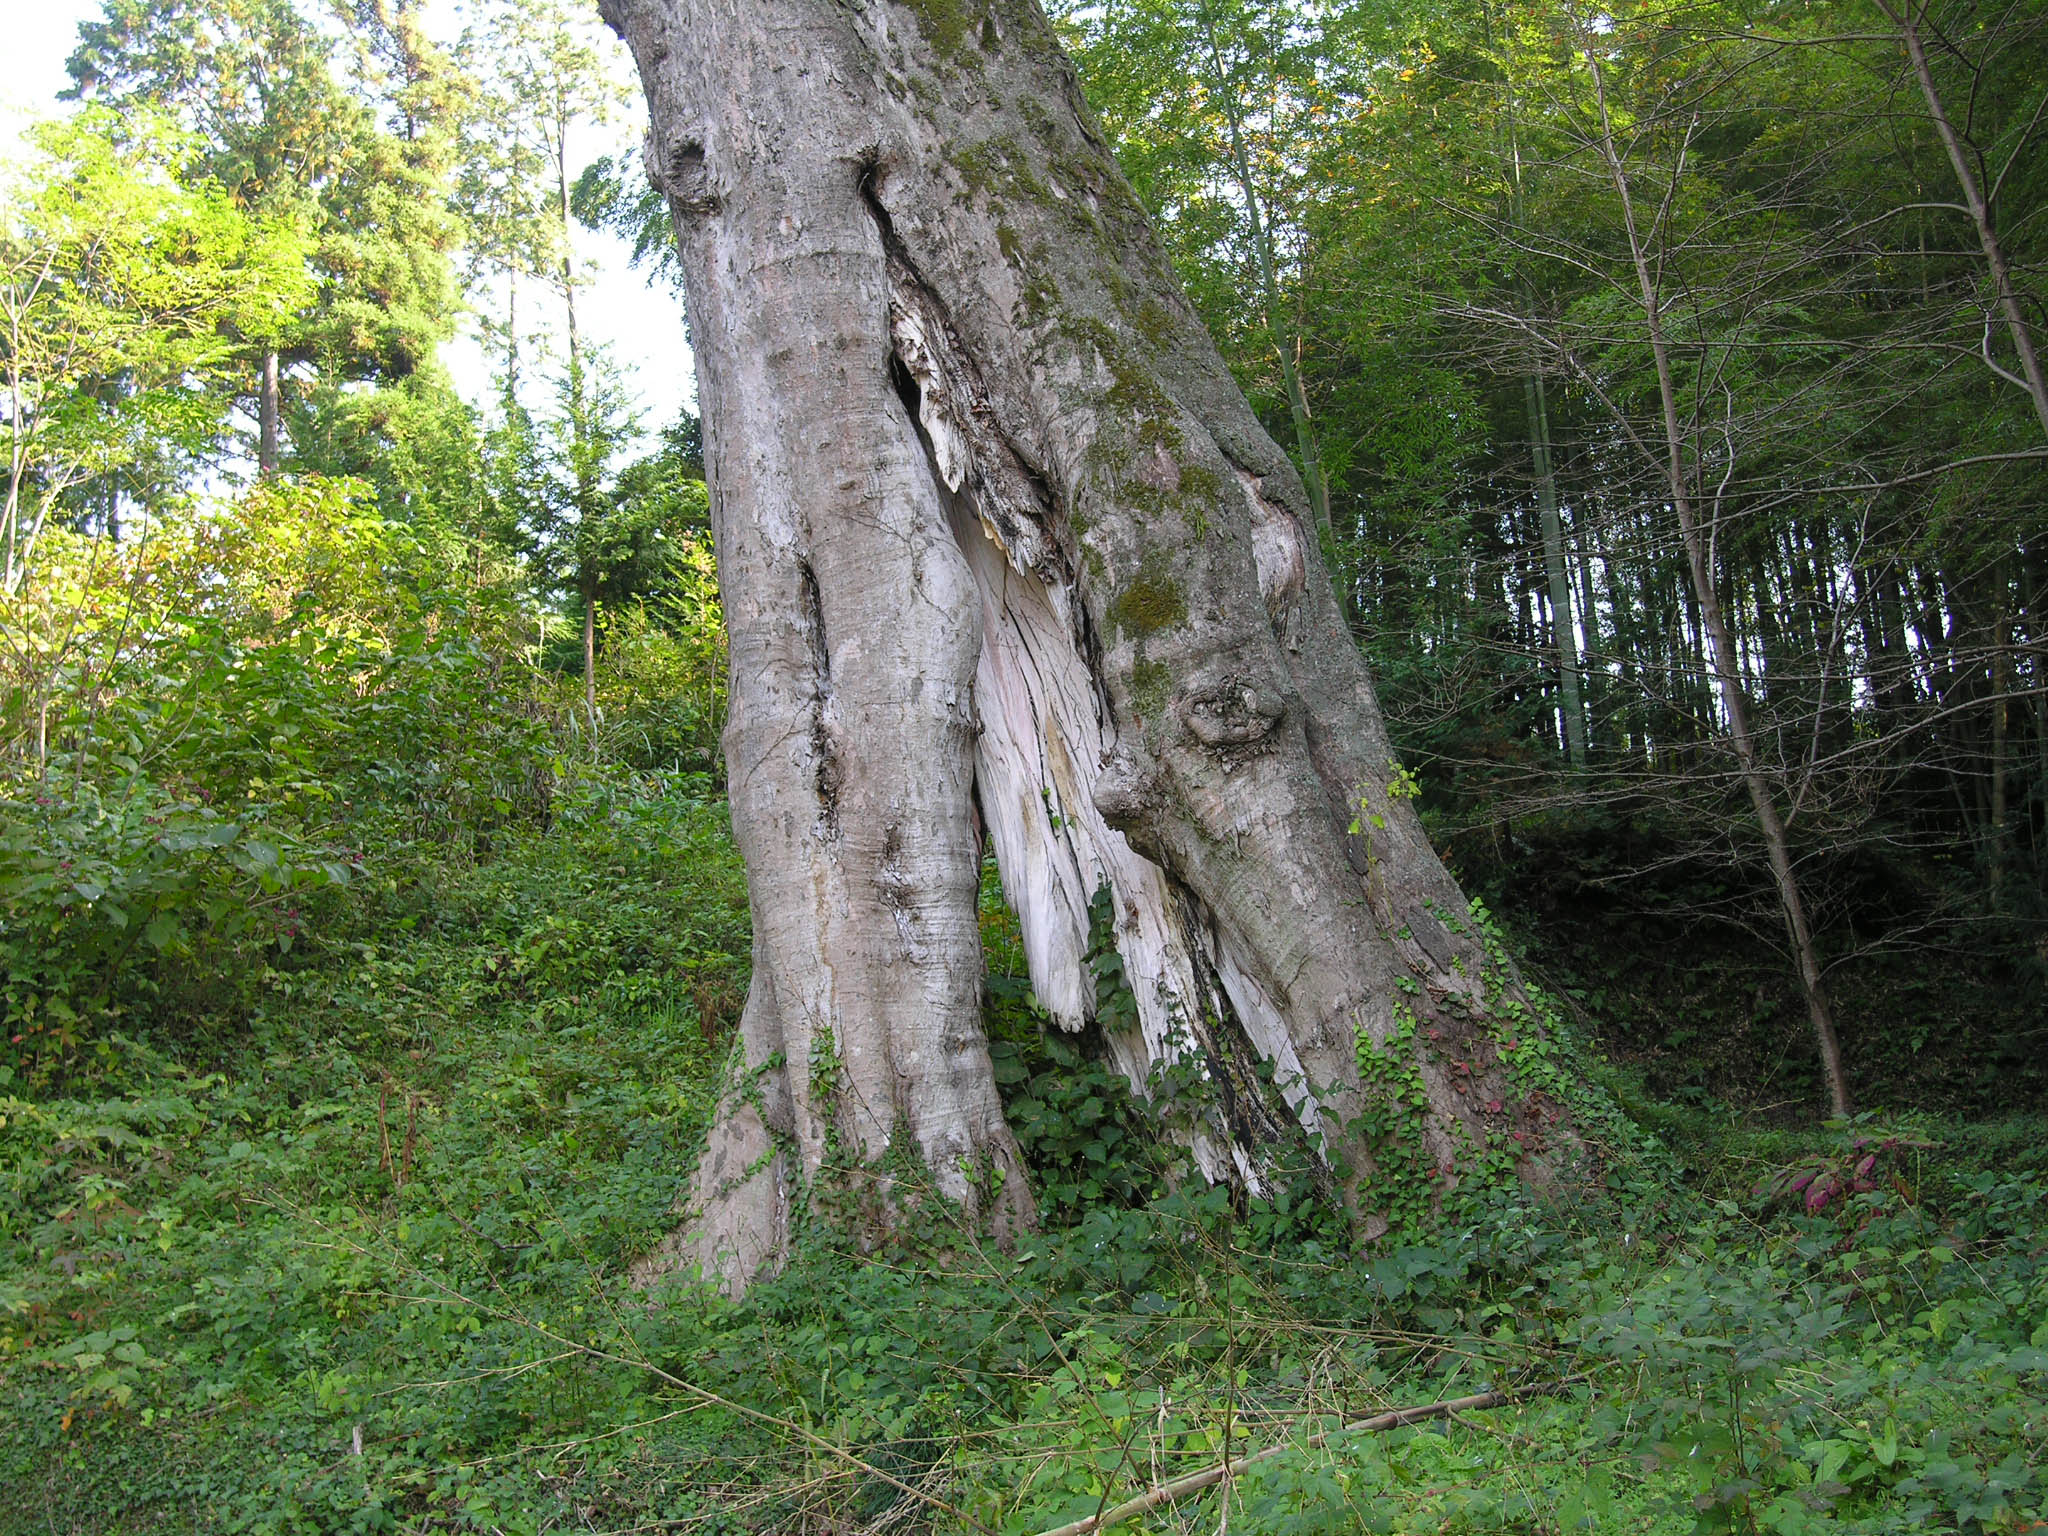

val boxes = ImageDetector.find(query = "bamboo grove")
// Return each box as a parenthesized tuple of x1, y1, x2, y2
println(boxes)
(1060, 0, 2048, 1112)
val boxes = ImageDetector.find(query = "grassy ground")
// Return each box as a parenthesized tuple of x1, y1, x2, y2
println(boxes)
(2, 778, 2043, 1534)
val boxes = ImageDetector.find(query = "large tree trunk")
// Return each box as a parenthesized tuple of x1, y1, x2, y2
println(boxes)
(605, 0, 1581, 1293)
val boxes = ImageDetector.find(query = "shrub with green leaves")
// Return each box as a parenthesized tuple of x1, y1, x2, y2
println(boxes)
(0, 778, 349, 1083)
(0, 477, 575, 1076)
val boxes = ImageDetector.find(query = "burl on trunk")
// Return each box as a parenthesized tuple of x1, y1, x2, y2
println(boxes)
(600, 0, 1583, 1292)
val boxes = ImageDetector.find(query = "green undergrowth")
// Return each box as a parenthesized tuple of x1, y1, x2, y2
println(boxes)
(1, 782, 2044, 1534)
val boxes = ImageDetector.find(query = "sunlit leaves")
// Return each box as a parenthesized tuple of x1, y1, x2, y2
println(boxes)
(0, 109, 313, 590)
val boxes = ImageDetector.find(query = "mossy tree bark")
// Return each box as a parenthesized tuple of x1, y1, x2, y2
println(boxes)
(603, 0, 1584, 1293)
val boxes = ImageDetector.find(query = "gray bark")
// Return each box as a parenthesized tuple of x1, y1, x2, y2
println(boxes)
(259, 349, 282, 476)
(606, 0, 1579, 1293)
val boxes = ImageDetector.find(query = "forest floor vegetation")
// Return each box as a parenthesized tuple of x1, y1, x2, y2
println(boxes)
(2, 773, 2043, 1536)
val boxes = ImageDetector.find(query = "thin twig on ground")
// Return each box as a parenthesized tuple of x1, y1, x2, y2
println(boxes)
(1028, 1372, 1594, 1536)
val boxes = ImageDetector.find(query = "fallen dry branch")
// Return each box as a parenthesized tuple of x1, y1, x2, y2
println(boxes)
(1029, 1372, 1595, 1536)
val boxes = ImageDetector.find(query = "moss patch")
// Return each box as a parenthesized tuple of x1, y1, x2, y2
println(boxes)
(953, 134, 1046, 203)
(1178, 464, 1221, 502)
(1178, 464, 1219, 537)
(1131, 657, 1173, 720)
(1135, 297, 1177, 351)
(1064, 314, 1176, 428)
(903, 0, 975, 57)
(1110, 551, 1187, 639)
(1124, 458, 1220, 539)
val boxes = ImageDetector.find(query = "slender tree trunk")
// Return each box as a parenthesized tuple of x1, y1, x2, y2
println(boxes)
(557, 146, 583, 378)
(1582, 40, 1852, 1119)
(584, 583, 598, 724)
(1526, 374, 1586, 766)
(259, 349, 282, 476)
(1881, 568, 1917, 714)
(606, 0, 1589, 1293)
(2033, 559, 2048, 889)
(557, 118, 602, 720)
(506, 277, 521, 394)
(4, 318, 23, 591)
(1877, 0, 2048, 438)
(1574, 506, 1603, 747)
(1495, 0, 1583, 766)
(1603, 495, 1641, 754)
(1989, 567, 2009, 904)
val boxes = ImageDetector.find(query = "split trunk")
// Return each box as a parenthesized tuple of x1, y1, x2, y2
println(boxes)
(601, 0, 1587, 1292)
